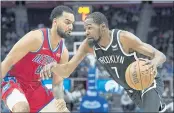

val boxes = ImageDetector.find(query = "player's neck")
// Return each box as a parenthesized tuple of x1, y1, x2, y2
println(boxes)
(98, 30, 111, 48)
(50, 28, 62, 48)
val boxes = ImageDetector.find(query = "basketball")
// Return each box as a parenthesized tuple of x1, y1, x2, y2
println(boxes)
(125, 60, 157, 90)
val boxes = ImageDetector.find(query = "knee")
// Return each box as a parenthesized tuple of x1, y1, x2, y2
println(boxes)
(12, 101, 30, 112)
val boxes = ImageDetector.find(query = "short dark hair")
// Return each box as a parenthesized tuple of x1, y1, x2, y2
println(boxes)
(49, 5, 74, 22)
(86, 12, 109, 27)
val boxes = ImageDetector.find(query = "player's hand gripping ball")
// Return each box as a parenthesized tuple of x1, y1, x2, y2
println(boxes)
(125, 59, 157, 90)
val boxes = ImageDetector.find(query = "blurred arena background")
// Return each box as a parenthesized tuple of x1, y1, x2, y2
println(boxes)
(1, 1, 173, 112)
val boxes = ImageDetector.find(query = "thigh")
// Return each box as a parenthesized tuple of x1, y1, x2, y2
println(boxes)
(141, 78, 165, 112)
(1, 80, 29, 111)
(142, 88, 161, 112)
(39, 98, 57, 112)
(125, 89, 142, 107)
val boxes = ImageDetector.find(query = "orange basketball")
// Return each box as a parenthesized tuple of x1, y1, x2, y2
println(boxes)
(125, 60, 157, 90)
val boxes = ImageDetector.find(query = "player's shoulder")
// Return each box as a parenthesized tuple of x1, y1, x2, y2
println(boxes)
(24, 29, 44, 44)
(117, 30, 135, 39)
(29, 29, 43, 39)
(117, 30, 141, 48)
(112, 29, 132, 44)
(111, 29, 128, 38)
(19, 29, 45, 52)
(112, 29, 127, 37)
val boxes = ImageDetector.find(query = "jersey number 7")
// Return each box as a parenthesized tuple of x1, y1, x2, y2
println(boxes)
(111, 67, 120, 78)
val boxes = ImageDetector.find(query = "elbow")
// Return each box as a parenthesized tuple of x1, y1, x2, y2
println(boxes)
(161, 53, 167, 63)
(162, 53, 166, 63)
(158, 51, 166, 64)
(154, 50, 166, 67)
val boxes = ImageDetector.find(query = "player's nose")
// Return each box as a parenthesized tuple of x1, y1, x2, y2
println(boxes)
(68, 24, 73, 31)
(85, 30, 90, 36)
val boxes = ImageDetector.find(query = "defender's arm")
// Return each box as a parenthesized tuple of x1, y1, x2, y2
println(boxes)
(52, 47, 69, 99)
(51, 39, 92, 78)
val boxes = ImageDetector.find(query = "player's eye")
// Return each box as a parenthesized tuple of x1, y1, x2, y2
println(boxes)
(88, 27, 92, 30)
(65, 20, 72, 25)
(65, 21, 70, 25)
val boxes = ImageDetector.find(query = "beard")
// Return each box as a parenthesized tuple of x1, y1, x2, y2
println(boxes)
(87, 36, 101, 48)
(56, 26, 70, 39)
(87, 29, 102, 48)
(87, 38, 95, 48)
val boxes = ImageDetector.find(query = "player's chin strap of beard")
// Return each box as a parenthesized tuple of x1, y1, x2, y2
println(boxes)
(87, 36, 101, 48)
(87, 29, 102, 48)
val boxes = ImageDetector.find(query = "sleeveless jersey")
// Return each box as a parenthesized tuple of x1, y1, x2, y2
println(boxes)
(8, 28, 64, 90)
(93, 29, 137, 89)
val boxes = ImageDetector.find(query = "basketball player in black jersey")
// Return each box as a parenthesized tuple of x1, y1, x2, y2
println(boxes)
(41, 12, 167, 112)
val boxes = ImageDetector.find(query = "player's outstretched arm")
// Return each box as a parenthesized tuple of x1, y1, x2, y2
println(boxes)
(52, 47, 69, 99)
(1, 30, 43, 80)
(51, 39, 92, 78)
(120, 31, 166, 67)
(40, 42, 70, 112)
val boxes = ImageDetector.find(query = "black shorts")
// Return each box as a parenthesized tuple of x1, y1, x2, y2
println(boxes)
(125, 77, 166, 112)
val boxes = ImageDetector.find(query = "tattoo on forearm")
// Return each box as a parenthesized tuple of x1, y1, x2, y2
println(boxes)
(52, 81, 64, 99)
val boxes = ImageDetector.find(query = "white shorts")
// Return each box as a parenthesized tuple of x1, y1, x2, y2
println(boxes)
(6, 89, 28, 111)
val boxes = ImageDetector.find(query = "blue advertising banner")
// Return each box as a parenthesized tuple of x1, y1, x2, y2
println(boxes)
(42, 78, 71, 91)
(96, 79, 124, 94)
(80, 93, 108, 112)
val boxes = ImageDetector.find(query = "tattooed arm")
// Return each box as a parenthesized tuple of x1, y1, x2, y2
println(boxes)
(52, 81, 70, 112)
(52, 47, 69, 112)
(52, 80, 64, 99)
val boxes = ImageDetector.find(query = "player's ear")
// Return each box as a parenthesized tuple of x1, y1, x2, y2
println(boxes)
(53, 18, 58, 25)
(99, 23, 106, 36)
(101, 23, 106, 31)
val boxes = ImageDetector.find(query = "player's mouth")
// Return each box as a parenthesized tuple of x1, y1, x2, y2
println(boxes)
(67, 31, 72, 35)
(87, 37, 94, 40)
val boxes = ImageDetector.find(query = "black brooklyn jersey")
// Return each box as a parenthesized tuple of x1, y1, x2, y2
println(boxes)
(94, 29, 138, 89)
(93, 29, 165, 112)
